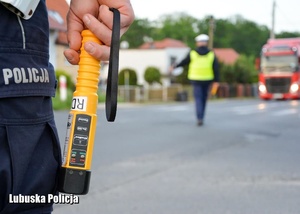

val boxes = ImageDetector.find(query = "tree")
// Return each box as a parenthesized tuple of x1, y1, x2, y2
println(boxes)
(120, 18, 155, 48)
(219, 62, 237, 84)
(276, 31, 300, 38)
(214, 18, 235, 48)
(234, 55, 256, 84)
(126, 13, 298, 57)
(154, 13, 200, 48)
(219, 55, 258, 84)
(213, 15, 270, 56)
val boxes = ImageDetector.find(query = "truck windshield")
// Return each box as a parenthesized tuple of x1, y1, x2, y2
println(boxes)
(261, 55, 298, 73)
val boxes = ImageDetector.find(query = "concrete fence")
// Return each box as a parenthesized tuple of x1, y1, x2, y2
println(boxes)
(115, 83, 258, 103)
(216, 83, 258, 98)
(118, 84, 184, 102)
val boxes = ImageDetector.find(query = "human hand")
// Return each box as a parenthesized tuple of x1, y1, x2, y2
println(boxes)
(211, 82, 220, 96)
(64, 0, 135, 64)
(168, 65, 175, 73)
(213, 82, 220, 88)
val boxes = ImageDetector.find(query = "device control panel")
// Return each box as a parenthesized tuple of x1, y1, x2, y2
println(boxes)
(69, 114, 91, 167)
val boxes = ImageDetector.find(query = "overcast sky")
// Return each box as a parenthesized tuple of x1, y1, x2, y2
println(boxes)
(130, 0, 300, 33)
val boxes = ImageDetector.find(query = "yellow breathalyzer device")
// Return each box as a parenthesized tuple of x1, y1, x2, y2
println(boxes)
(58, 30, 101, 195)
(58, 8, 120, 195)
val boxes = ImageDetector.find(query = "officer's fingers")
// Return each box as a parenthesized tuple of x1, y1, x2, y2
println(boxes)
(64, 43, 110, 64)
(66, 11, 84, 51)
(83, 14, 112, 46)
(84, 42, 110, 61)
(64, 49, 80, 65)
(67, 30, 82, 52)
(99, 4, 134, 36)
(98, 5, 113, 29)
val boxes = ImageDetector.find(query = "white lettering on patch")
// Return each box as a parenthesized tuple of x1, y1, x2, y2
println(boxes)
(2, 67, 50, 85)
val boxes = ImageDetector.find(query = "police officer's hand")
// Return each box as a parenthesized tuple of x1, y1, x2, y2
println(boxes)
(64, 0, 135, 65)
(213, 82, 220, 89)
(211, 82, 220, 96)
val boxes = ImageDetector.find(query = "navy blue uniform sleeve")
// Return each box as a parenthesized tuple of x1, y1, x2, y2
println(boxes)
(0, 0, 56, 98)
(213, 55, 220, 82)
(175, 52, 191, 68)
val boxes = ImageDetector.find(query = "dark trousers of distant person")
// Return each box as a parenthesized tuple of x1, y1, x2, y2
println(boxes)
(191, 80, 212, 124)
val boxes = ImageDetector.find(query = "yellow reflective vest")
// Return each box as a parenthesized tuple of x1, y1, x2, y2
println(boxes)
(188, 50, 215, 81)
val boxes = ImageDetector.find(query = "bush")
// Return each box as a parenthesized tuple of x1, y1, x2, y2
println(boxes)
(219, 62, 237, 84)
(118, 68, 138, 85)
(219, 55, 258, 84)
(234, 55, 256, 84)
(52, 88, 74, 110)
(144, 66, 161, 85)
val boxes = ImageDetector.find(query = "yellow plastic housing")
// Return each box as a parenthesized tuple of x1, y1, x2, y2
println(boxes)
(62, 30, 101, 171)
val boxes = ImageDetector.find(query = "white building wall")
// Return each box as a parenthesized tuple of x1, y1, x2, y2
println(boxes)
(165, 47, 190, 65)
(115, 47, 190, 85)
(119, 49, 165, 85)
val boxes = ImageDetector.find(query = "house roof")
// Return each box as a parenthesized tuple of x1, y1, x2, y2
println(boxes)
(46, 0, 69, 45)
(213, 48, 239, 65)
(139, 38, 188, 49)
(139, 38, 239, 64)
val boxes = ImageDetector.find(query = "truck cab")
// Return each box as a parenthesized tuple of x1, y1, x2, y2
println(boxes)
(258, 38, 300, 100)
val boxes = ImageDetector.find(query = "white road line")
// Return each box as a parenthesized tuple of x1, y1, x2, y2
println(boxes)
(155, 105, 190, 112)
(230, 103, 299, 116)
(271, 109, 298, 116)
(231, 104, 267, 115)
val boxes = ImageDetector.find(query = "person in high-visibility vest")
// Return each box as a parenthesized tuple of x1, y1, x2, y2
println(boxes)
(173, 34, 220, 126)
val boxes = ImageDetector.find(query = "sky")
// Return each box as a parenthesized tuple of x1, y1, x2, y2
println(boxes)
(130, 0, 300, 33)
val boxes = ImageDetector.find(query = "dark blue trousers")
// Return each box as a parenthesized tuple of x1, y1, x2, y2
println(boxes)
(191, 80, 212, 121)
(0, 97, 61, 214)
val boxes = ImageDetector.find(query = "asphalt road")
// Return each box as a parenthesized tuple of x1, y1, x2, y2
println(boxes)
(53, 98, 300, 214)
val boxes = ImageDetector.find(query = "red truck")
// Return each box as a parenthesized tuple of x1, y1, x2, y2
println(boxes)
(258, 37, 300, 100)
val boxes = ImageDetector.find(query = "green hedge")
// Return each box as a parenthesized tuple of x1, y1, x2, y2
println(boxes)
(118, 68, 138, 85)
(144, 66, 161, 85)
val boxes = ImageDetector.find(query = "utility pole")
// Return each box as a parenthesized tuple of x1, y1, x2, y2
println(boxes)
(270, 0, 276, 39)
(208, 16, 215, 49)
